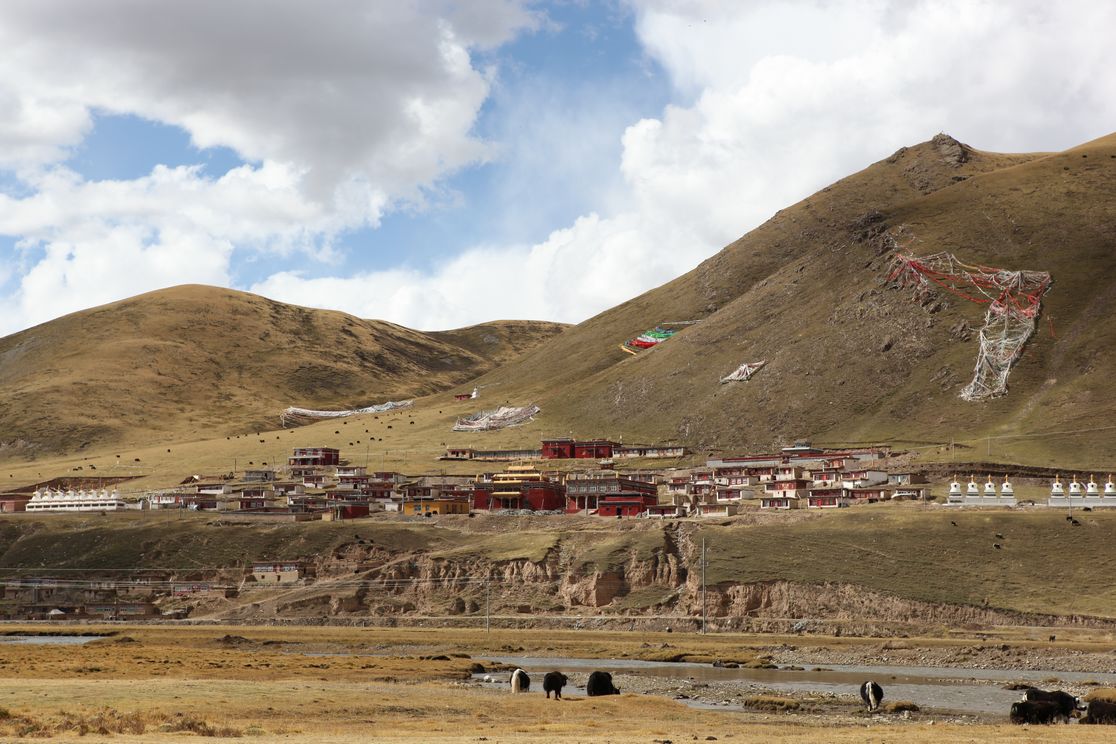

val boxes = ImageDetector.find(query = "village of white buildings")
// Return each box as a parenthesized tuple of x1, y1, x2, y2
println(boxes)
(2, 437, 1105, 520)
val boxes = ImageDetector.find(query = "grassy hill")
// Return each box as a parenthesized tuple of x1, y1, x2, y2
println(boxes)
(0, 285, 567, 456)
(3, 132, 1116, 485)
(457, 132, 1116, 467)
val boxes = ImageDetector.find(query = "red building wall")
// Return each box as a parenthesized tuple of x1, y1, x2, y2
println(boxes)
(574, 441, 615, 459)
(288, 447, 340, 466)
(597, 494, 657, 517)
(522, 483, 565, 511)
(541, 439, 576, 459)
(335, 504, 370, 519)
(471, 482, 564, 511)
(471, 484, 495, 511)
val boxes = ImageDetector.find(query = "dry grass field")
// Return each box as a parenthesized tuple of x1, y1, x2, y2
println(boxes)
(0, 625, 1113, 742)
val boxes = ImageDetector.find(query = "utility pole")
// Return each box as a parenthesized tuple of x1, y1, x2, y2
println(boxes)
(701, 537, 707, 635)
(485, 578, 491, 634)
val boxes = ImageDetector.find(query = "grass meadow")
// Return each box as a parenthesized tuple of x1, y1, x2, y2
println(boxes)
(1, 625, 1115, 742)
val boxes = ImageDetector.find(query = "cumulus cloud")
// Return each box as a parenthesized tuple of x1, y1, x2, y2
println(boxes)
(250, 0, 1116, 329)
(0, 1, 534, 190)
(0, 161, 388, 332)
(623, 0, 1116, 246)
(251, 210, 709, 329)
(0, 0, 538, 333)
(9, 226, 233, 329)
(3, 1, 1116, 335)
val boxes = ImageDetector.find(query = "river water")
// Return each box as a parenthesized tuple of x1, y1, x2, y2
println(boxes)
(0, 634, 104, 645)
(481, 655, 1116, 715)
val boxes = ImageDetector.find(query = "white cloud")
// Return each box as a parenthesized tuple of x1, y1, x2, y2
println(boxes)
(3, 1, 1116, 336)
(0, 161, 395, 333)
(622, 0, 1116, 245)
(250, 211, 710, 329)
(0, 1, 536, 192)
(2, 224, 232, 332)
(251, 0, 1116, 330)
(0, 0, 538, 333)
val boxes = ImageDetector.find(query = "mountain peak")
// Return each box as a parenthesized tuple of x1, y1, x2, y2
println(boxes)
(930, 132, 970, 166)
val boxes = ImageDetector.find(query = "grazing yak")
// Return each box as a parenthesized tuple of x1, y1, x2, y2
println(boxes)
(1021, 688, 1085, 722)
(586, 671, 620, 696)
(859, 681, 884, 712)
(543, 671, 568, 699)
(510, 668, 530, 693)
(1011, 700, 1062, 725)
(1081, 699, 1116, 724)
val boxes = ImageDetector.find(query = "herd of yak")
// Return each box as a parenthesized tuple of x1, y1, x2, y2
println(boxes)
(865, 680, 1116, 725)
(499, 672, 1116, 724)
(504, 668, 619, 698)
(1009, 687, 1116, 725)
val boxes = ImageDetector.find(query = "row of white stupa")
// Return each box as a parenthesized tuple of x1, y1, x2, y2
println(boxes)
(946, 475, 1116, 507)
(946, 476, 1018, 505)
(26, 488, 128, 512)
(1048, 475, 1116, 506)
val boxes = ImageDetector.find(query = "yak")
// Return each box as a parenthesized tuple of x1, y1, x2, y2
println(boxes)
(510, 668, 530, 693)
(586, 671, 620, 697)
(543, 671, 568, 700)
(859, 681, 884, 712)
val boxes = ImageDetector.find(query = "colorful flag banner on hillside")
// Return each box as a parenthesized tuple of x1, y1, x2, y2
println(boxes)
(624, 325, 674, 352)
(887, 250, 1052, 401)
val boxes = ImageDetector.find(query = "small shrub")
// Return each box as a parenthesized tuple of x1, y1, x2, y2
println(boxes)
(52, 708, 148, 736)
(743, 695, 800, 712)
(161, 714, 235, 737)
(1085, 687, 1116, 703)
(883, 701, 920, 713)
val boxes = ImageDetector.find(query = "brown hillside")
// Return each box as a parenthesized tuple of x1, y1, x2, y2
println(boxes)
(463, 132, 1116, 467)
(3, 132, 1115, 480)
(0, 285, 567, 455)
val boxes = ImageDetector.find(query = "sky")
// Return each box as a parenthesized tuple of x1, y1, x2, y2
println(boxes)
(1, 0, 1115, 335)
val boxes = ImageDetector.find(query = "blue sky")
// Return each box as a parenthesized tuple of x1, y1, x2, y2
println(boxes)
(65, 114, 246, 183)
(0, 1, 1114, 334)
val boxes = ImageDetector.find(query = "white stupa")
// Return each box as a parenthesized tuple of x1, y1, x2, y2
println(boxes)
(1105, 475, 1116, 497)
(966, 476, 980, 497)
(1086, 475, 1100, 497)
(26, 485, 127, 512)
(983, 476, 997, 497)
(1000, 475, 1015, 505)
(947, 476, 963, 504)
(1051, 475, 1065, 498)
(1068, 476, 1083, 498)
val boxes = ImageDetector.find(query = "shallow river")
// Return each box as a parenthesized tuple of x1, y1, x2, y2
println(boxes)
(0, 634, 104, 645)
(481, 656, 1116, 716)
